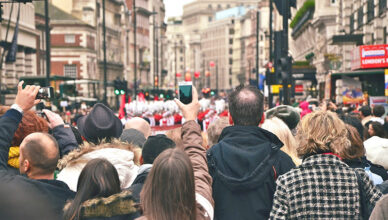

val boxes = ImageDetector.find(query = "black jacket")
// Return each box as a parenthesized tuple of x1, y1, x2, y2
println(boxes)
(344, 157, 388, 181)
(128, 164, 152, 203)
(0, 109, 75, 219)
(207, 125, 295, 220)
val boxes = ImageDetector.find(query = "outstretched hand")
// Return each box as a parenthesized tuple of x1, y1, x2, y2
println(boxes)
(174, 86, 200, 121)
(42, 109, 65, 129)
(15, 81, 40, 112)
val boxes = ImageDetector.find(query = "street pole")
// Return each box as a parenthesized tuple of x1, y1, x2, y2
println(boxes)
(256, 10, 260, 89)
(268, 0, 274, 108)
(156, 37, 159, 90)
(44, 0, 51, 87)
(102, 0, 108, 105)
(282, 0, 290, 105)
(153, 12, 156, 90)
(174, 41, 177, 91)
(133, 0, 137, 99)
(216, 60, 218, 94)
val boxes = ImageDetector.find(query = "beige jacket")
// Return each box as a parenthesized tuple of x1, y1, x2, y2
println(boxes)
(137, 120, 214, 220)
(370, 194, 388, 220)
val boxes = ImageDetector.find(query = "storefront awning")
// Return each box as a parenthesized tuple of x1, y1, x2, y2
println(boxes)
(331, 69, 385, 77)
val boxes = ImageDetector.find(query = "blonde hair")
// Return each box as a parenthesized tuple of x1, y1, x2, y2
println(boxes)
(262, 117, 301, 166)
(296, 111, 351, 158)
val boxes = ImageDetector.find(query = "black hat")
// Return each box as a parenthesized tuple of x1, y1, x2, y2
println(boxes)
(120, 129, 147, 148)
(266, 105, 300, 130)
(77, 103, 123, 144)
(142, 134, 176, 164)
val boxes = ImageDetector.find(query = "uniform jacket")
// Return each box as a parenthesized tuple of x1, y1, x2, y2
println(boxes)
(270, 154, 382, 219)
(0, 109, 75, 219)
(64, 190, 139, 220)
(207, 125, 295, 220)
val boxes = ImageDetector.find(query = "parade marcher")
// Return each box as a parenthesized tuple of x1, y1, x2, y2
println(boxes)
(0, 82, 75, 219)
(207, 85, 295, 220)
(270, 111, 382, 219)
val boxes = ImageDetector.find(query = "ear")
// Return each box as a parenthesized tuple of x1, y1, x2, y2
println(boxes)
(23, 160, 30, 173)
(228, 114, 234, 125)
(140, 156, 144, 165)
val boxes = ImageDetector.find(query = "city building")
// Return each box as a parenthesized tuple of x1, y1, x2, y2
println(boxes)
(0, 3, 37, 105)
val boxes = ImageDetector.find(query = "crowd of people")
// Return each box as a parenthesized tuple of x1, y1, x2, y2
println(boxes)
(1, 81, 388, 219)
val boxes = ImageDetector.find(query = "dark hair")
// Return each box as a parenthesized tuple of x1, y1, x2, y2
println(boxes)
(140, 148, 196, 220)
(372, 105, 385, 117)
(22, 133, 59, 175)
(369, 121, 386, 138)
(359, 106, 371, 117)
(63, 158, 121, 220)
(339, 115, 364, 141)
(142, 134, 176, 164)
(228, 85, 264, 126)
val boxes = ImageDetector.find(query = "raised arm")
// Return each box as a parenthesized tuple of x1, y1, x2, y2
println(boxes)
(0, 81, 40, 170)
(43, 109, 78, 157)
(175, 86, 214, 218)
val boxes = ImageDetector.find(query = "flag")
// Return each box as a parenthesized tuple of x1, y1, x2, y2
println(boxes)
(118, 94, 126, 119)
(6, 4, 20, 63)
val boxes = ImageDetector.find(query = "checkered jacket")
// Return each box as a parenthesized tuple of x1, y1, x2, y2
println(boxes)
(270, 154, 382, 220)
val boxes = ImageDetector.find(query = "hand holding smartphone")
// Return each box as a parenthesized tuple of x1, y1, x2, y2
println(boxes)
(179, 81, 193, 104)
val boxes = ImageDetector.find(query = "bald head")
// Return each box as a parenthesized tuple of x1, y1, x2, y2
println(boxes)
(229, 85, 264, 126)
(124, 117, 151, 138)
(19, 133, 59, 176)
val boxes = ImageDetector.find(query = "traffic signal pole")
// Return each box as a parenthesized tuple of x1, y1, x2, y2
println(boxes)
(268, 0, 274, 108)
(256, 10, 260, 88)
(281, 0, 290, 105)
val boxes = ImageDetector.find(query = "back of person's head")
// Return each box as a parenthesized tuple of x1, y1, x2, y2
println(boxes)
(63, 158, 121, 220)
(120, 128, 147, 148)
(140, 148, 196, 220)
(372, 105, 385, 117)
(341, 124, 365, 160)
(0, 107, 49, 146)
(296, 111, 351, 158)
(368, 121, 386, 138)
(261, 117, 301, 165)
(339, 115, 364, 140)
(124, 117, 152, 138)
(228, 85, 264, 126)
(359, 106, 371, 118)
(142, 134, 176, 164)
(207, 117, 230, 147)
(19, 133, 59, 178)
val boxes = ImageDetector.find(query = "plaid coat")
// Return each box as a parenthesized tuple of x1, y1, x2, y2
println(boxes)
(270, 154, 382, 219)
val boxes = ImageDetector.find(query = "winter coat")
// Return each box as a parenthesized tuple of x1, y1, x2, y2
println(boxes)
(344, 157, 388, 181)
(364, 136, 388, 170)
(136, 120, 214, 220)
(64, 190, 140, 220)
(0, 109, 75, 219)
(270, 154, 382, 219)
(207, 125, 295, 220)
(57, 141, 139, 191)
(128, 164, 152, 202)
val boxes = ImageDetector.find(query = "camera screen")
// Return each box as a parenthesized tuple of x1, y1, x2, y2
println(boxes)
(179, 85, 192, 104)
(36, 87, 53, 100)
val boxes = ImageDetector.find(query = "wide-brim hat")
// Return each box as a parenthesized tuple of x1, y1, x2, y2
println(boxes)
(77, 103, 123, 144)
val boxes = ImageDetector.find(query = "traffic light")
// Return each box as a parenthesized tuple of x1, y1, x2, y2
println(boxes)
(114, 79, 120, 95)
(275, 56, 292, 84)
(120, 80, 127, 95)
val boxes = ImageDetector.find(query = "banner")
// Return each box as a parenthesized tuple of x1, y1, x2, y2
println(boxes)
(385, 69, 388, 97)
(341, 76, 363, 105)
(351, 44, 388, 70)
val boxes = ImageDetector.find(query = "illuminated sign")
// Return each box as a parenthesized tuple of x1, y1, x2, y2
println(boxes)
(351, 44, 388, 70)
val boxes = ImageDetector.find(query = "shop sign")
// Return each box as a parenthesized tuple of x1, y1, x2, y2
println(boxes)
(351, 44, 388, 70)
(385, 69, 388, 97)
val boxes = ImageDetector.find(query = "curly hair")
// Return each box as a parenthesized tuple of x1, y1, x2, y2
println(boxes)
(296, 111, 351, 158)
(0, 106, 49, 146)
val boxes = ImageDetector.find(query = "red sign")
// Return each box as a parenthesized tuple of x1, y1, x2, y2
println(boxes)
(194, 71, 200, 78)
(176, 72, 182, 77)
(209, 61, 215, 67)
(351, 44, 388, 70)
(295, 85, 304, 93)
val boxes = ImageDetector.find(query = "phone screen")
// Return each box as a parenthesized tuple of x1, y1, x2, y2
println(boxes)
(179, 84, 192, 104)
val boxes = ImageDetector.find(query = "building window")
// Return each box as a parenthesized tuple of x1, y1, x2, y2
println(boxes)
(64, 64, 77, 78)
(229, 39, 233, 44)
(229, 29, 235, 35)
(217, 4, 222, 9)
(229, 68, 232, 75)
(208, 16, 212, 22)
(229, 58, 233, 65)
(379, 0, 387, 15)
(114, 14, 121, 26)
(227, 4, 231, 8)
(208, 4, 212, 9)
(180, 57, 183, 62)
(357, 7, 363, 28)
(65, 34, 76, 44)
(331, 0, 336, 4)
(367, 0, 375, 22)
(349, 13, 355, 33)
(229, 78, 232, 86)
(229, 49, 233, 54)
(371, 33, 375, 44)
(384, 27, 387, 44)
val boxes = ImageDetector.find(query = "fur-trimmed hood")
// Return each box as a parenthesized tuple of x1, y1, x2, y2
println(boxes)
(57, 140, 139, 191)
(64, 190, 139, 219)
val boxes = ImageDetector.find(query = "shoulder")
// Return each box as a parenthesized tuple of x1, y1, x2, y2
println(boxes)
(274, 150, 296, 173)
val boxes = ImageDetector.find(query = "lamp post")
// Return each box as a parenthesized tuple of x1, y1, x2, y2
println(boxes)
(133, 0, 137, 99)
(102, 0, 107, 104)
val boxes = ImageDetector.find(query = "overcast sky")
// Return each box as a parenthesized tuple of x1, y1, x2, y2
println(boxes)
(164, 0, 195, 18)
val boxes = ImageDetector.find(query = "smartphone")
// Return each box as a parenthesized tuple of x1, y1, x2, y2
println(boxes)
(36, 87, 54, 100)
(179, 81, 192, 104)
(36, 111, 50, 122)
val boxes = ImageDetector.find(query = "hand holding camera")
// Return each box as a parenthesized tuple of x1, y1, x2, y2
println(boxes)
(14, 81, 41, 112)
